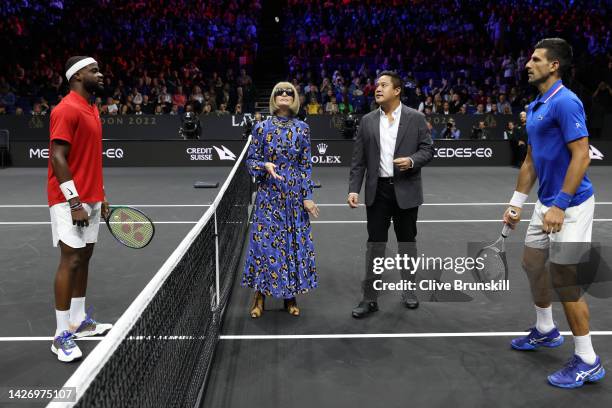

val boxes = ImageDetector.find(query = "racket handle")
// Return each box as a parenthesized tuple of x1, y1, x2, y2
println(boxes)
(501, 223, 512, 238)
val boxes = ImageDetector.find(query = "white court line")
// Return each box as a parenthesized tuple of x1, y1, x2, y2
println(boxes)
(3, 219, 612, 226)
(0, 221, 198, 225)
(3, 202, 612, 209)
(220, 331, 612, 340)
(3, 331, 612, 341)
(0, 337, 104, 341)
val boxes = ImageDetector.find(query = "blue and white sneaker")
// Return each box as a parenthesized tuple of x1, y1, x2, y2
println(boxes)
(51, 331, 82, 362)
(73, 308, 112, 338)
(548, 355, 606, 388)
(511, 327, 564, 350)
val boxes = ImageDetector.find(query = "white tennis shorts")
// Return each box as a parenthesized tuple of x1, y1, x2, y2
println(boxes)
(524, 195, 594, 264)
(50, 202, 102, 248)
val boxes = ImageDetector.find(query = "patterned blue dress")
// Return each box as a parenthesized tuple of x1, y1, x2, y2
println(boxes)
(242, 116, 318, 299)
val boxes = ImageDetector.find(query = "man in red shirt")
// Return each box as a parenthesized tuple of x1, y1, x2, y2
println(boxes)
(48, 56, 112, 362)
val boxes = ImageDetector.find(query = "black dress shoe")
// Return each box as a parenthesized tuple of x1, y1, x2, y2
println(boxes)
(402, 292, 419, 309)
(352, 301, 378, 318)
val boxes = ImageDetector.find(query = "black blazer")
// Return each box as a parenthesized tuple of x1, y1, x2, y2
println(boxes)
(349, 104, 434, 209)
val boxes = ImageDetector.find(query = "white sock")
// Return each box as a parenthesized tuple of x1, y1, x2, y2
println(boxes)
(574, 334, 597, 365)
(69, 297, 86, 327)
(535, 305, 555, 333)
(55, 310, 71, 337)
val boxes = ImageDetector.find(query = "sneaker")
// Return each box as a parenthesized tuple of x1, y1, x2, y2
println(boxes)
(548, 355, 606, 388)
(51, 331, 82, 362)
(73, 308, 113, 338)
(511, 327, 564, 351)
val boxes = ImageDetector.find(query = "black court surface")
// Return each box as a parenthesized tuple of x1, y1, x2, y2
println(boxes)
(2, 166, 612, 407)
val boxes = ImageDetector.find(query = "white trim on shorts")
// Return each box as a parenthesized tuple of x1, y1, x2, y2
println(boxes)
(524, 195, 594, 264)
(50, 202, 102, 248)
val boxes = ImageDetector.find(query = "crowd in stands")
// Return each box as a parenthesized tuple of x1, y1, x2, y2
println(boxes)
(0, 0, 610, 128)
(283, 0, 611, 127)
(0, 0, 260, 115)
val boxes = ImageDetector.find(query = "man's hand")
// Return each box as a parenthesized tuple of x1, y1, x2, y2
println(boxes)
(347, 193, 359, 208)
(543, 206, 565, 234)
(503, 206, 521, 229)
(70, 201, 89, 227)
(304, 200, 319, 218)
(264, 162, 284, 180)
(102, 200, 110, 221)
(393, 157, 413, 171)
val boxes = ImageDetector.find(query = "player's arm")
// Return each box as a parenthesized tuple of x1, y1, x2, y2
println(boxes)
(541, 137, 590, 234)
(50, 140, 89, 227)
(559, 137, 590, 197)
(504, 145, 536, 227)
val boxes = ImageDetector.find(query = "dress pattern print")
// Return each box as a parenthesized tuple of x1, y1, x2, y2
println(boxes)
(242, 116, 318, 299)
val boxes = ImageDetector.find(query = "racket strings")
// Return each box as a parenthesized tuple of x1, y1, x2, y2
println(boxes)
(109, 208, 154, 248)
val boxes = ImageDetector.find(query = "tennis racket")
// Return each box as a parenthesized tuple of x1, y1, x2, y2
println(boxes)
(472, 209, 518, 285)
(104, 206, 155, 249)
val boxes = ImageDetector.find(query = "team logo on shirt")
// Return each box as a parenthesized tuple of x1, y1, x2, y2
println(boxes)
(576, 122, 582, 128)
(537, 115, 544, 121)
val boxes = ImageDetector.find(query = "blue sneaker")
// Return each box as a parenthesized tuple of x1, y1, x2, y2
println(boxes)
(511, 327, 564, 350)
(51, 330, 82, 362)
(73, 307, 113, 338)
(548, 355, 606, 388)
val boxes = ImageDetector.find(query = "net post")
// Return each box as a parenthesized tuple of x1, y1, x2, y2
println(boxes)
(214, 210, 220, 309)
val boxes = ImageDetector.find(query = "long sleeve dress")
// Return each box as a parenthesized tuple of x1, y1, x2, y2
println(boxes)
(241, 116, 318, 299)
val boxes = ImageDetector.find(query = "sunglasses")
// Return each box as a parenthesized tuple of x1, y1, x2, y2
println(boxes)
(274, 88, 295, 98)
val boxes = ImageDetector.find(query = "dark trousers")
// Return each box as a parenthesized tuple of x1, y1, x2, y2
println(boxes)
(366, 178, 418, 243)
(362, 178, 419, 301)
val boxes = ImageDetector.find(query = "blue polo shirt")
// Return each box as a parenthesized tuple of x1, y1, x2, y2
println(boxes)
(527, 80, 593, 207)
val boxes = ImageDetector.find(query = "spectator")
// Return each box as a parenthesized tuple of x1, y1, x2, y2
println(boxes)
(440, 119, 461, 139)
(471, 120, 489, 140)
(475, 103, 485, 115)
(154, 105, 164, 115)
(338, 96, 354, 114)
(503, 121, 516, 140)
(490, 103, 499, 115)
(325, 96, 339, 114)
(441, 101, 452, 116)
(216, 103, 230, 116)
(141, 95, 154, 114)
(173, 86, 187, 108)
(169, 104, 179, 115)
(458, 104, 468, 115)
(235, 103, 243, 115)
(497, 94, 512, 114)
(307, 97, 321, 115)
(134, 104, 143, 115)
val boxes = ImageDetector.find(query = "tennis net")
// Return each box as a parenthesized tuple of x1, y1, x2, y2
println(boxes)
(52, 138, 252, 408)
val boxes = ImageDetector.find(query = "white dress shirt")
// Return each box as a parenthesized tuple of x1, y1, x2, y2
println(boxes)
(379, 103, 402, 177)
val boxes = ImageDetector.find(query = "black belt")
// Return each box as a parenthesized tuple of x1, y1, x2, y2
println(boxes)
(378, 177, 394, 184)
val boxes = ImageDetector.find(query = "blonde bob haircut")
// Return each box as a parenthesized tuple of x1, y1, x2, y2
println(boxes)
(269, 82, 300, 116)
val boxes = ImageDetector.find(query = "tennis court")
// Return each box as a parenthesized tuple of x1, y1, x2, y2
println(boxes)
(1, 147, 612, 407)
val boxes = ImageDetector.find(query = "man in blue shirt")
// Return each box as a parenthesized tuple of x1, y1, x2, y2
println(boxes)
(503, 38, 605, 388)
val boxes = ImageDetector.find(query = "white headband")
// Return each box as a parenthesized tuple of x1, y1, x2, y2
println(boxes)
(65, 57, 97, 81)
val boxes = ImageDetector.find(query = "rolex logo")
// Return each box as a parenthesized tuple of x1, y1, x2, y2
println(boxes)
(317, 143, 328, 155)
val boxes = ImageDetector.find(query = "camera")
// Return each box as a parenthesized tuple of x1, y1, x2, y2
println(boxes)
(343, 113, 359, 139)
(179, 112, 201, 140)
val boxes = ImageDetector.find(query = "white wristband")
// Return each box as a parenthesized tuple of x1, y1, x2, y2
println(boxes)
(509, 191, 528, 208)
(60, 180, 79, 201)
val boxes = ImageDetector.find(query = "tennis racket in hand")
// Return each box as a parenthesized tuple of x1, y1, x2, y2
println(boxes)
(104, 206, 155, 249)
(472, 209, 518, 285)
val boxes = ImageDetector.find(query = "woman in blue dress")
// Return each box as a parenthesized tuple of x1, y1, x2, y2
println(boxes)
(242, 82, 319, 318)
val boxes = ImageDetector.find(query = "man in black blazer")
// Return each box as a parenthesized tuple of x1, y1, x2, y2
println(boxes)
(348, 71, 434, 318)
